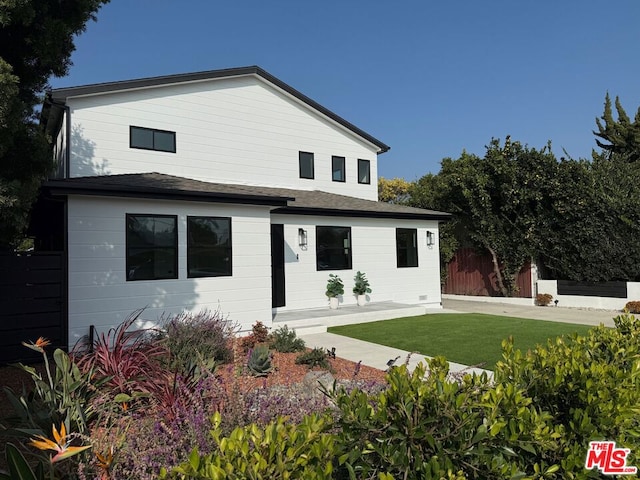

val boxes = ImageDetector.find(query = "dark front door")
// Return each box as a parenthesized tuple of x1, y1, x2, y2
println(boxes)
(271, 224, 285, 308)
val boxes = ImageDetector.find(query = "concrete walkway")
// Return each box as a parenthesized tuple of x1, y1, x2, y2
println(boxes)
(298, 331, 491, 377)
(442, 298, 620, 327)
(296, 297, 623, 377)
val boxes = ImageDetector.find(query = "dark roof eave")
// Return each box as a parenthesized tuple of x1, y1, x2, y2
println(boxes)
(48, 66, 390, 153)
(42, 181, 292, 207)
(272, 206, 452, 221)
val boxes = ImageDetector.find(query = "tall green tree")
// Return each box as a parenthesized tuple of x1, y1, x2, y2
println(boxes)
(412, 137, 559, 296)
(593, 93, 640, 163)
(0, 0, 109, 248)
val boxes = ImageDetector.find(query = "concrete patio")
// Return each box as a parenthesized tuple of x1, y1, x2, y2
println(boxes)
(272, 301, 437, 335)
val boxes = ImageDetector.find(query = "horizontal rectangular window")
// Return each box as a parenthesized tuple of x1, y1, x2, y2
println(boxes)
(316, 226, 352, 271)
(396, 228, 418, 268)
(130, 126, 176, 153)
(332, 156, 345, 182)
(299, 151, 314, 179)
(187, 216, 232, 277)
(126, 214, 178, 281)
(358, 159, 371, 184)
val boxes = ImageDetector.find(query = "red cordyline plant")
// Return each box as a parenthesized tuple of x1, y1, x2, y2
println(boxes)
(74, 309, 167, 406)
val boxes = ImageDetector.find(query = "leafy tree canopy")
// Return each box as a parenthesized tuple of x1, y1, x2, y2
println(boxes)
(407, 136, 640, 287)
(0, 0, 109, 248)
(377, 176, 412, 204)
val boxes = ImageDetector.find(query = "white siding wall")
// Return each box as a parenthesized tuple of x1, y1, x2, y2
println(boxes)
(66, 196, 273, 345)
(66, 76, 380, 200)
(271, 214, 442, 311)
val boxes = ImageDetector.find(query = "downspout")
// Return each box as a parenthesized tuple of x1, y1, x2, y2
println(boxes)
(45, 94, 71, 179)
(64, 104, 71, 179)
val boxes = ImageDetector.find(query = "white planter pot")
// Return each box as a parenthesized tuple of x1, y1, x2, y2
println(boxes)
(357, 294, 367, 306)
(329, 297, 339, 309)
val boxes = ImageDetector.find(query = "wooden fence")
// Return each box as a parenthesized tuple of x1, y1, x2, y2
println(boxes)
(443, 248, 532, 298)
(0, 252, 66, 364)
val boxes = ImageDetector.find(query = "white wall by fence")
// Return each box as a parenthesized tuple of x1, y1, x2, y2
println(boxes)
(66, 195, 274, 345)
(536, 280, 639, 310)
(271, 214, 442, 311)
(65, 75, 380, 200)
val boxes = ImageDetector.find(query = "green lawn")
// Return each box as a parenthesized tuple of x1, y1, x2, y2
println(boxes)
(327, 313, 594, 370)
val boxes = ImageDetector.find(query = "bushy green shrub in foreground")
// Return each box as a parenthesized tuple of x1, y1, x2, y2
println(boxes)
(158, 314, 640, 479)
(332, 313, 640, 479)
(494, 313, 640, 476)
(161, 412, 336, 479)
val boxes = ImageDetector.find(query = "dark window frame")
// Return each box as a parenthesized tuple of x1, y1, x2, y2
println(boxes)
(299, 151, 315, 179)
(316, 226, 352, 271)
(358, 159, 371, 184)
(126, 214, 178, 281)
(332, 156, 346, 182)
(396, 228, 419, 268)
(187, 216, 233, 278)
(130, 126, 176, 153)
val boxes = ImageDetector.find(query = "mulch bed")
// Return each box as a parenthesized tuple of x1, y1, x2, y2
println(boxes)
(0, 349, 386, 421)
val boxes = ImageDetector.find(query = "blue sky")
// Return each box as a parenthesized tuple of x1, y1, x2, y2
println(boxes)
(50, 1, 640, 180)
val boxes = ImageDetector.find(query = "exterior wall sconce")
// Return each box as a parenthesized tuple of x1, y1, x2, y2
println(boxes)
(426, 230, 435, 247)
(298, 228, 308, 248)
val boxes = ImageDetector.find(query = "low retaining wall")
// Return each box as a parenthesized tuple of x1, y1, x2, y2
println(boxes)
(537, 280, 640, 310)
(442, 294, 534, 306)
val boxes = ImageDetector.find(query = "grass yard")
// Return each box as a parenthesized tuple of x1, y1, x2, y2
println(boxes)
(327, 313, 594, 370)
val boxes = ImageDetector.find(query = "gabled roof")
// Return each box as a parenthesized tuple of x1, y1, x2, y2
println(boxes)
(46, 66, 390, 153)
(42, 173, 450, 221)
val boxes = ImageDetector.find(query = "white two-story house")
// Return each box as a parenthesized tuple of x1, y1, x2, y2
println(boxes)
(36, 66, 449, 346)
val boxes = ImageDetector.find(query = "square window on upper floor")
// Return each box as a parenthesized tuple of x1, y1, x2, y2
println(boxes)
(332, 156, 345, 182)
(358, 159, 371, 184)
(299, 151, 314, 179)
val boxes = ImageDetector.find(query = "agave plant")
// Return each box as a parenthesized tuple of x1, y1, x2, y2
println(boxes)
(247, 345, 273, 377)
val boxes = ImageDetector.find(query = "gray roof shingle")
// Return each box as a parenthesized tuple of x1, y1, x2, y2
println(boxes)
(43, 173, 450, 221)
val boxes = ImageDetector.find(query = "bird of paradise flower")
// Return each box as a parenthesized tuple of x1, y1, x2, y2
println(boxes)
(29, 422, 91, 463)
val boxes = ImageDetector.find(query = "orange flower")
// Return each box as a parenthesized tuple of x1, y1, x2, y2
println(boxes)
(95, 447, 114, 479)
(29, 423, 91, 463)
(22, 336, 51, 353)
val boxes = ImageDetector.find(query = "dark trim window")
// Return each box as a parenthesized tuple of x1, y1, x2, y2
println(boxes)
(187, 216, 232, 277)
(299, 151, 314, 179)
(332, 156, 345, 182)
(130, 126, 176, 153)
(126, 214, 178, 281)
(396, 228, 418, 268)
(358, 159, 371, 184)
(316, 226, 352, 270)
